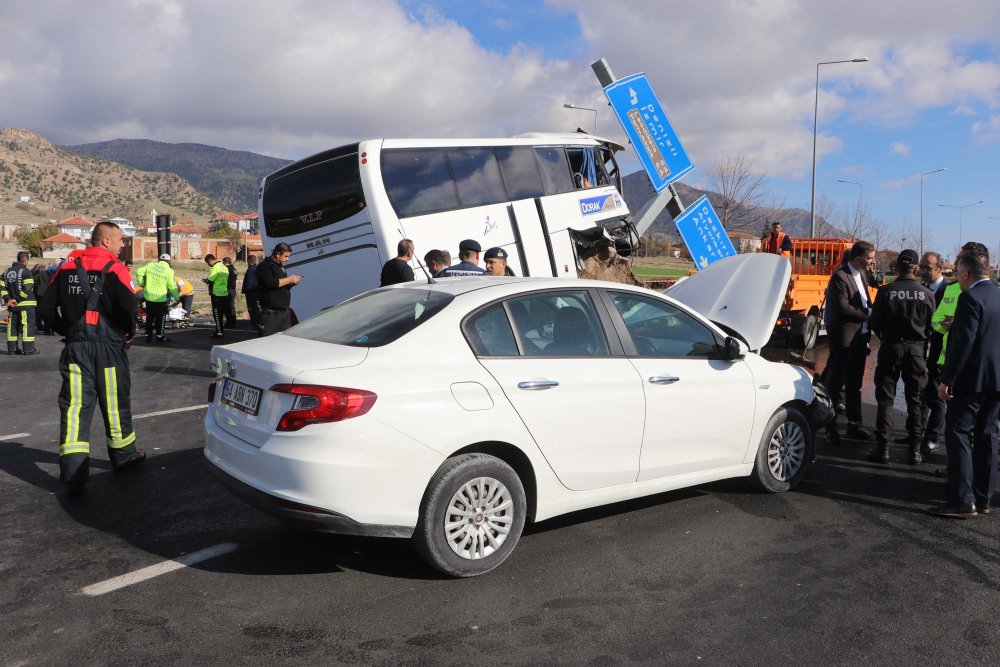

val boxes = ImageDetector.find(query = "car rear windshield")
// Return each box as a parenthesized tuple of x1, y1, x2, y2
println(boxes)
(284, 289, 454, 347)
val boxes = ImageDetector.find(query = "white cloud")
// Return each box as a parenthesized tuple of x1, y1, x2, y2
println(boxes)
(890, 142, 912, 158)
(971, 113, 1000, 144)
(0, 0, 998, 178)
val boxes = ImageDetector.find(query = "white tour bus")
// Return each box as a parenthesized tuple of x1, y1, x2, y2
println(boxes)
(258, 133, 637, 319)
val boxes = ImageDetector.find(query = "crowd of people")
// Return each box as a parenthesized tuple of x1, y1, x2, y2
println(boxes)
(813, 239, 999, 518)
(8, 222, 998, 513)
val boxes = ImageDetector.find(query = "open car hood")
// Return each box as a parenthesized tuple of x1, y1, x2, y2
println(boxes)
(665, 253, 791, 351)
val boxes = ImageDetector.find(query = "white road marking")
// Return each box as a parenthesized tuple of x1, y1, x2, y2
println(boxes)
(80, 543, 238, 596)
(133, 404, 208, 420)
(0, 433, 30, 441)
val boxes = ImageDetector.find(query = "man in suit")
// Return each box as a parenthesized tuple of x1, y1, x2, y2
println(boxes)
(822, 240, 876, 444)
(932, 246, 1000, 518)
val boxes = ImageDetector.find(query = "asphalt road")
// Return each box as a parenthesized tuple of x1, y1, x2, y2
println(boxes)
(2, 327, 998, 665)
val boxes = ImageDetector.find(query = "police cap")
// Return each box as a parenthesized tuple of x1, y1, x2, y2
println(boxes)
(484, 247, 508, 260)
(159, 253, 171, 261)
(459, 239, 481, 253)
(897, 249, 918, 268)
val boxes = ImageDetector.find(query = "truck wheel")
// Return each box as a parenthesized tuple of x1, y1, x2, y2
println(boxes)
(802, 314, 819, 350)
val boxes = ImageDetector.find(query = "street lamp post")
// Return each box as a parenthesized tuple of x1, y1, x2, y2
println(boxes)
(990, 216, 1000, 278)
(837, 178, 863, 233)
(919, 168, 947, 257)
(939, 200, 983, 254)
(563, 103, 598, 135)
(810, 57, 869, 238)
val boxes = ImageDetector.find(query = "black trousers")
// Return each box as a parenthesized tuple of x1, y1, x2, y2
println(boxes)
(874, 340, 927, 446)
(145, 300, 168, 338)
(210, 294, 229, 335)
(944, 392, 1000, 509)
(245, 290, 261, 330)
(825, 331, 869, 425)
(922, 364, 945, 444)
(57, 339, 142, 486)
(6, 306, 36, 352)
(226, 290, 237, 327)
(259, 308, 291, 337)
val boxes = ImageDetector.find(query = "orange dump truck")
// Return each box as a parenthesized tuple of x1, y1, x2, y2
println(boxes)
(764, 238, 879, 349)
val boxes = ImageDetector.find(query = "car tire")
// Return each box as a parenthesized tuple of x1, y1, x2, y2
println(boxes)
(749, 407, 811, 493)
(413, 454, 526, 577)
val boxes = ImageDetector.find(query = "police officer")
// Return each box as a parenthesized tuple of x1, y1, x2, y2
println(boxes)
(484, 247, 515, 276)
(2, 251, 38, 355)
(868, 249, 935, 464)
(38, 221, 145, 494)
(437, 240, 485, 277)
(203, 254, 230, 338)
(141, 253, 179, 343)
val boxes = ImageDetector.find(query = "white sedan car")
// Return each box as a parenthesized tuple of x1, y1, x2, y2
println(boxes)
(204, 254, 828, 577)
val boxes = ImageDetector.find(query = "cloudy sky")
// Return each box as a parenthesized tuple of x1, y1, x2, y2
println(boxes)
(1, 0, 998, 253)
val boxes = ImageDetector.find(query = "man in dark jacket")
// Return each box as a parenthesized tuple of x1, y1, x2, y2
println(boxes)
(256, 243, 302, 336)
(2, 251, 38, 354)
(38, 221, 145, 494)
(242, 254, 261, 333)
(821, 240, 876, 444)
(222, 257, 238, 327)
(932, 245, 1000, 518)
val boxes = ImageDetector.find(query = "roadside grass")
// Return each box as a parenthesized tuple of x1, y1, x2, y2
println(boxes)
(631, 265, 691, 279)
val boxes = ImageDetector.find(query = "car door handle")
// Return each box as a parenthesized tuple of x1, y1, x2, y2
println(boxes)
(517, 380, 560, 390)
(648, 375, 680, 385)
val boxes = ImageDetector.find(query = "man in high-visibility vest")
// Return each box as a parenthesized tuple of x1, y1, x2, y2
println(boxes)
(203, 254, 230, 338)
(140, 254, 179, 343)
(2, 251, 38, 355)
(766, 222, 792, 259)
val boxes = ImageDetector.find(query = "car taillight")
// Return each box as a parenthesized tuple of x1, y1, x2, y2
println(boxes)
(270, 384, 377, 432)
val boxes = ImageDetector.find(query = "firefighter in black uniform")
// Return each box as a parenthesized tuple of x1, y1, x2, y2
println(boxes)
(2, 251, 38, 355)
(39, 221, 146, 494)
(868, 249, 935, 464)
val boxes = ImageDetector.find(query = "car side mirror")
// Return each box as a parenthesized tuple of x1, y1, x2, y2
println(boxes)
(723, 336, 744, 361)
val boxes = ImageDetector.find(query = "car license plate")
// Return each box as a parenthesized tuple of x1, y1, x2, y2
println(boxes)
(221, 378, 262, 416)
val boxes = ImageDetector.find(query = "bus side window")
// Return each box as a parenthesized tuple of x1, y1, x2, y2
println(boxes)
(566, 147, 601, 189)
(382, 149, 459, 217)
(534, 147, 574, 195)
(496, 146, 544, 200)
(446, 148, 506, 208)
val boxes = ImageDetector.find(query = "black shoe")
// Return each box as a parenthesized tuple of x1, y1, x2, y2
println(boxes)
(209, 333, 224, 339)
(979, 506, 992, 515)
(845, 424, 873, 441)
(867, 448, 890, 464)
(13, 349, 23, 355)
(908, 450, 923, 465)
(113, 448, 146, 472)
(928, 504, 977, 519)
(64, 480, 86, 496)
(156, 336, 169, 343)
(22, 349, 38, 355)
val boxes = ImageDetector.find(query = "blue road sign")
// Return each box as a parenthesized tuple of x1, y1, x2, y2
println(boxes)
(604, 72, 694, 192)
(673, 196, 736, 269)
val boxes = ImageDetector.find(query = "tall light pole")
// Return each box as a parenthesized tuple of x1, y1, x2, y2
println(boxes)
(919, 168, 947, 257)
(990, 216, 1000, 278)
(939, 200, 984, 251)
(810, 57, 869, 238)
(563, 103, 598, 135)
(837, 178, 863, 235)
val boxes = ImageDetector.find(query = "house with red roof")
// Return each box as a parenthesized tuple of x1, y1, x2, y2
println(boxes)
(57, 216, 96, 241)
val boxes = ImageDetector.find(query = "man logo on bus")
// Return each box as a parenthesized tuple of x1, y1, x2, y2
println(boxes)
(579, 194, 620, 216)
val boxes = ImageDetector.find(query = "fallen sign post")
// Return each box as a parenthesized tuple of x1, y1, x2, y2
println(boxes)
(672, 195, 736, 269)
